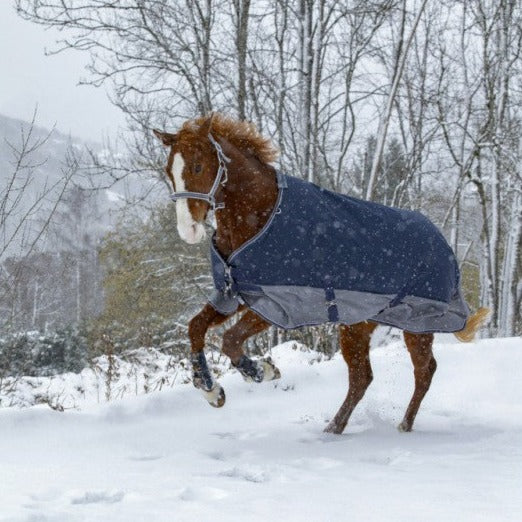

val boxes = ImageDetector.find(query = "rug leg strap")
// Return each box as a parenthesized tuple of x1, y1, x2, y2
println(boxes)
(233, 355, 265, 383)
(190, 351, 215, 392)
(190, 351, 226, 407)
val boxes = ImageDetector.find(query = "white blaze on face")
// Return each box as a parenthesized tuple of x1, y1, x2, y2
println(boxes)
(172, 152, 206, 244)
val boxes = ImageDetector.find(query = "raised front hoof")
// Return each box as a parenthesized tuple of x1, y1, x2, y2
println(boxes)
(260, 357, 281, 381)
(397, 420, 413, 433)
(201, 384, 226, 408)
(323, 420, 345, 435)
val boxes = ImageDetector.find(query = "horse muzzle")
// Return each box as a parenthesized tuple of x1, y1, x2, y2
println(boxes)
(178, 221, 206, 244)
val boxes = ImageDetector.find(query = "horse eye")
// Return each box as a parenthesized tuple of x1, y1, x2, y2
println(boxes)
(194, 164, 202, 174)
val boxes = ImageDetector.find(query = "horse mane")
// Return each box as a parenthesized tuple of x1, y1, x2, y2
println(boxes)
(182, 113, 280, 164)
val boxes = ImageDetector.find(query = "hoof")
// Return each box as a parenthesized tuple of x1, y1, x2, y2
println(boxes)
(323, 420, 343, 435)
(201, 383, 226, 408)
(260, 357, 281, 381)
(397, 421, 412, 432)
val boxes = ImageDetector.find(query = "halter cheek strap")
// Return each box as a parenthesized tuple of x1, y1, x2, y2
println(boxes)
(169, 133, 231, 210)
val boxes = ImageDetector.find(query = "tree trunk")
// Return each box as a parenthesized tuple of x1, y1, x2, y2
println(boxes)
(234, 0, 251, 119)
(366, 0, 428, 200)
(298, 0, 314, 182)
(498, 187, 522, 335)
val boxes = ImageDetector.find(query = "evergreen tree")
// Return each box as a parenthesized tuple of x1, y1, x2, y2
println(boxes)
(353, 136, 408, 206)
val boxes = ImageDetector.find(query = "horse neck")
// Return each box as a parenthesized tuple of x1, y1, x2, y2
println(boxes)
(213, 144, 278, 258)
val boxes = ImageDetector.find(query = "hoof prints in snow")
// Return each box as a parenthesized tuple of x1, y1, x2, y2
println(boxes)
(2, 339, 522, 521)
(70, 490, 125, 505)
(205, 450, 242, 461)
(291, 457, 343, 471)
(212, 430, 267, 440)
(174, 486, 228, 501)
(219, 466, 270, 483)
(128, 453, 163, 461)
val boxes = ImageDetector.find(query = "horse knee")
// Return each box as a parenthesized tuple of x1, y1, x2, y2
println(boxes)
(222, 329, 235, 350)
(416, 356, 437, 380)
(188, 316, 205, 351)
(222, 329, 242, 362)
(189, 304, 230, 353)
(348, 359, 373, 399)
(357, 368, 373, 395)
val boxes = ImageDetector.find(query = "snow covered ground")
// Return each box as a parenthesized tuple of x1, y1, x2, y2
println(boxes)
(1, 336, 521, 521)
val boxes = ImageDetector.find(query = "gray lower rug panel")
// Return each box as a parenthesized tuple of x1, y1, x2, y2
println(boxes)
(240, 285, 469, 333)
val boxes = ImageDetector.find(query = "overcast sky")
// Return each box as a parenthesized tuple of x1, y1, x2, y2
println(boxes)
(0, 2, 124, 142)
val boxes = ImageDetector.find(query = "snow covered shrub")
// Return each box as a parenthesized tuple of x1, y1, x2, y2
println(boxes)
(0, 326, 89, 378)
(0, 332, 34, 378)
(93, 204, 213, 355)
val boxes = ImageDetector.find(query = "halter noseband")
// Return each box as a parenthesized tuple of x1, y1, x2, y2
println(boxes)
(169, 133, 231, 211)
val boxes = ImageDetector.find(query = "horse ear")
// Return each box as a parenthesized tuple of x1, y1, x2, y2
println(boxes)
(153, 129, 177, 146)
(199, 113, 215, 137)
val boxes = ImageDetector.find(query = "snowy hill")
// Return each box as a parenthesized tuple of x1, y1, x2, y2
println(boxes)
(0, 337, 521, 521)
(0, 113, 94, 184)
(0, 113, 129, 257)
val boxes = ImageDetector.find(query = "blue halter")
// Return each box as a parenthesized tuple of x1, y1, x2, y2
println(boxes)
(169, 134, 231, 210)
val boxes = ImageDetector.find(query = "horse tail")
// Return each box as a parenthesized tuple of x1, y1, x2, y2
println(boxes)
(454, 307, 491, 342)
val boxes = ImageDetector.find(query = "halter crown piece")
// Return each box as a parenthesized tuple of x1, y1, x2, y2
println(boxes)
(169, 133, 231, 210)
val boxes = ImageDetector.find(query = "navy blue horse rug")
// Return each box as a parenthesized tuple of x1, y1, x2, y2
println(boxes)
(209, 173, 469, 333)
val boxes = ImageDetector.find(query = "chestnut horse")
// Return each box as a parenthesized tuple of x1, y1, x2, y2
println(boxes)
(153, 113, 488, 434)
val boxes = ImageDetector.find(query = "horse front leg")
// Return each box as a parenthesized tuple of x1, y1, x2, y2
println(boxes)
(188, 303, 243, 407)
(222, 311, 281, 383)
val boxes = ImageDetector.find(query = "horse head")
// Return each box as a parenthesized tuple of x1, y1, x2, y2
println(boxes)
(154, 113, 280, 251)
(153, 114, 219, 244)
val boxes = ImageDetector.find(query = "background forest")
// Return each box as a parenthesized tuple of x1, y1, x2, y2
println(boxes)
(1, 0, 520, 383)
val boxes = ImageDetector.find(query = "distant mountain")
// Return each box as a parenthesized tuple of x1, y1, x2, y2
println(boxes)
(0, 113, 95, 186)
(0, 113, 127, 257)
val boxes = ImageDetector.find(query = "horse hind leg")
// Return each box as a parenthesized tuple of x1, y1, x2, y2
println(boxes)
(324, 321, 377, 434)
(398, 331, 437, 432)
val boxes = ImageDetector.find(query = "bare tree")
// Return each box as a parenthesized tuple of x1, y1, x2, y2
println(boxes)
(1, 111, 71, 260)
(0, 111, 75, 330)
(365, 0, 428, 201)
(435, 0, 522, 335)
(15, 0, 521, 336)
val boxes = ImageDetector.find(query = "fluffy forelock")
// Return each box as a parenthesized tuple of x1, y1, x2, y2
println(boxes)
(181, 113, 280, 164)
